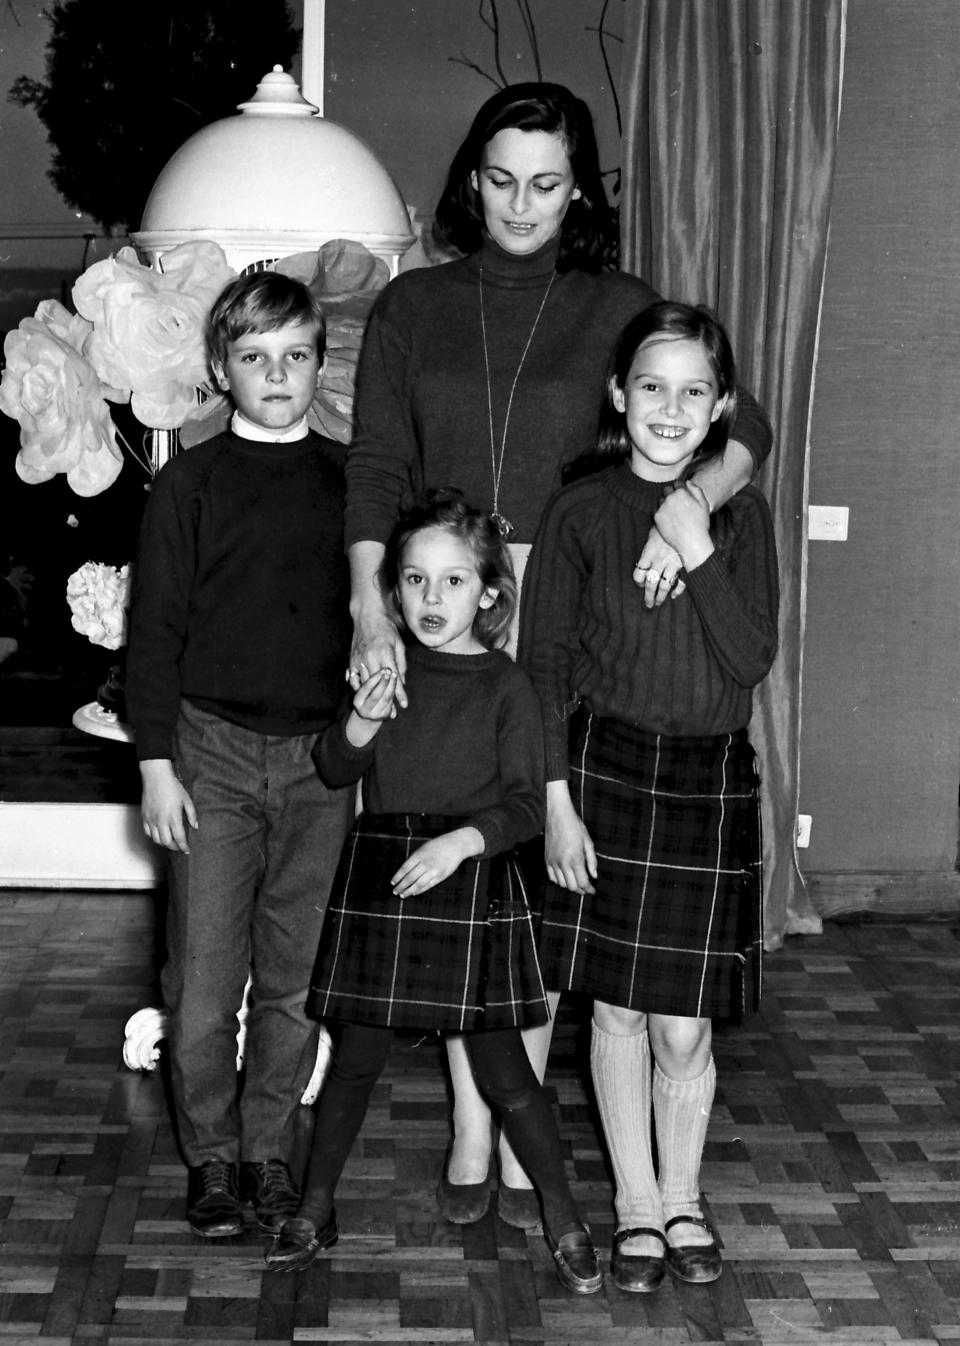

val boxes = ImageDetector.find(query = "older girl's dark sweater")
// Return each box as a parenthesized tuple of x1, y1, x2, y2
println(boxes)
(518, 464, 780, 781)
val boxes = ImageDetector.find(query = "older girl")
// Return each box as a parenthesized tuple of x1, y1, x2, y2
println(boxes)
(520, 303, 778, 1291)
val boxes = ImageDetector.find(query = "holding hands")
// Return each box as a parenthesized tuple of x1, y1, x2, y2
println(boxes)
(655, 479, 713, 562)
(634, 481, 714, 604)
(345, 666, 400, 749)
(352, 666, 399, 721)
(633, 522, 686, 608)
(347, 610, 408, 707)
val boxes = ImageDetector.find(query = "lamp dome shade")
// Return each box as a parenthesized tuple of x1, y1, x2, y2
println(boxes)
(133, 67, 414, 271)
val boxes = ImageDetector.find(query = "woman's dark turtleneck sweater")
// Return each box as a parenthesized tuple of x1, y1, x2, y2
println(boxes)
(346, 236, 771, 547)
(346, 236, 654, 546)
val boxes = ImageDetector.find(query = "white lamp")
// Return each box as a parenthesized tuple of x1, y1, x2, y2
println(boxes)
(132, 66, 414, 275)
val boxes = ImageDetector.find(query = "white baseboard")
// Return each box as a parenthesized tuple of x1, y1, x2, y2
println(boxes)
(0, 802, 163, 888)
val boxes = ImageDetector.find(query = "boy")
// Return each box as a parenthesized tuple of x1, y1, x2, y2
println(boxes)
(126, 272, 353, 1238)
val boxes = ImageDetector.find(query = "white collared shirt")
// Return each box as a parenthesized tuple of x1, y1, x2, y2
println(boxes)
(231, 410, 309, 443)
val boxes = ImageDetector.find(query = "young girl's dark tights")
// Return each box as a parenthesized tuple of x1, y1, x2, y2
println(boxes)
(297, 1021, 580, 1239)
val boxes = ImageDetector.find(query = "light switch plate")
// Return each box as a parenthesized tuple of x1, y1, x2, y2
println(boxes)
(808, 506, 849, 541)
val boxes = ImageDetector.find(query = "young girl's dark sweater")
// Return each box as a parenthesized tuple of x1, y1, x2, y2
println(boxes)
(315, 643, 544, 858)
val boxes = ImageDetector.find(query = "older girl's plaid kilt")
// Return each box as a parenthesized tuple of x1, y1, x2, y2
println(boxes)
(307, 812, 549, 1033)
(539, 708, 762, 1023)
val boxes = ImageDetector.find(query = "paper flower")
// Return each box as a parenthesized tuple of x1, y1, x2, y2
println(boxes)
(122, 1007, 168, 1071)
(275, 239, 391, 444)
(73, 240, 236, 429)
(66, 561, 131, 650)
(0, 300, 124, 497)
(121, 998, 329, 1102)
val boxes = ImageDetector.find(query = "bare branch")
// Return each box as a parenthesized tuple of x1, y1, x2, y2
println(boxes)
(591, 0, 622, 137)
(448, 53, 504, 90)
(483, 0, 508, 89)
(517, 0, 542, 81)
(587, 0, 624, 137)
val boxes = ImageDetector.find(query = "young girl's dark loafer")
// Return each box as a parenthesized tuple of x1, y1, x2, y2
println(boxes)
(544, 1224, 603, 1294)
(264, 1212, 338, 1273)
(664, 1214, 722, 1283)
(611, 1225, 667, 1293)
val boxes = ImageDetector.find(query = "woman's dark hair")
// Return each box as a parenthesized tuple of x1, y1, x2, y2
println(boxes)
(433, 82, 615, 274)
(590, 301, 738, 477)
(381, 488, 517, 651)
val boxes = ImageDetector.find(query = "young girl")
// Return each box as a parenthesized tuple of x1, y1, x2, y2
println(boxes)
(265, 488, 602, 1295)
(518, 303, 779, 1293)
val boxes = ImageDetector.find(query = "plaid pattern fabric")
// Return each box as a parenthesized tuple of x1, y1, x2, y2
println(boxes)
(539, 709, 762, 1022)
(307, 813, 549, 1033)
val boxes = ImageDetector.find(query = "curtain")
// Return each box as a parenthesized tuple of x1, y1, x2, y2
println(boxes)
(619, 0, 845, 948)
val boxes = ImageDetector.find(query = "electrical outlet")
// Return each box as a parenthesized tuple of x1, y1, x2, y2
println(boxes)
(796, 814, 812, 848)
(808, 505, 849, 541)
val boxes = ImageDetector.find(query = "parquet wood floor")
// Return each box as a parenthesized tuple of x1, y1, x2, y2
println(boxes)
(1, 891, 958, 1345)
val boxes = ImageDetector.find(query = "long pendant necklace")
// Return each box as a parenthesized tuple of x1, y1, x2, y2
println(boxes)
(479, 261, 556, 539)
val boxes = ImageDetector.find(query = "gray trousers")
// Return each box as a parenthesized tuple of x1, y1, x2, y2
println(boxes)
(162, 699, 351, 1167)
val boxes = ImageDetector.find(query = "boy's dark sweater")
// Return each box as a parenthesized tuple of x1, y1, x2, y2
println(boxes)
(126, 429, 351, 761)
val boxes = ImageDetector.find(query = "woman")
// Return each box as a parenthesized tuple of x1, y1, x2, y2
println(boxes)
(344, 82, 771, 1230)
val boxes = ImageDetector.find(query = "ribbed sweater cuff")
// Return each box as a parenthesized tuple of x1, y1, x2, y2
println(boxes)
(682, 550, 734, 608)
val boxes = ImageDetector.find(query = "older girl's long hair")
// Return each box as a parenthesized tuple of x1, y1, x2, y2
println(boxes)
(600, 301, 737, 470)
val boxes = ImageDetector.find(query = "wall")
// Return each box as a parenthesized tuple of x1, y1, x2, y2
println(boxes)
(800, 0, 960, 907)
(318, 0, 624, 228)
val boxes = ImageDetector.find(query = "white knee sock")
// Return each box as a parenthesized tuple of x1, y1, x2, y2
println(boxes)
(653, 1056, 716, 1223)
(590, 1021, 662, 1230)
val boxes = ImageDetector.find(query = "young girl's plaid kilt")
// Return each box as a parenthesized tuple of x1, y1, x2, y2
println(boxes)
(307, 812, 549, 1033)
(539, 708, 762, 1023)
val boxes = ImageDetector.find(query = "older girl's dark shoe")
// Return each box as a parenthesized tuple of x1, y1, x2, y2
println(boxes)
(611, 1226, 667, 1293)
(664, 1214, 722, 1284)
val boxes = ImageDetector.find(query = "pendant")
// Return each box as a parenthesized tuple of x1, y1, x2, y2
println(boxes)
(491, 511, 515, 540)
